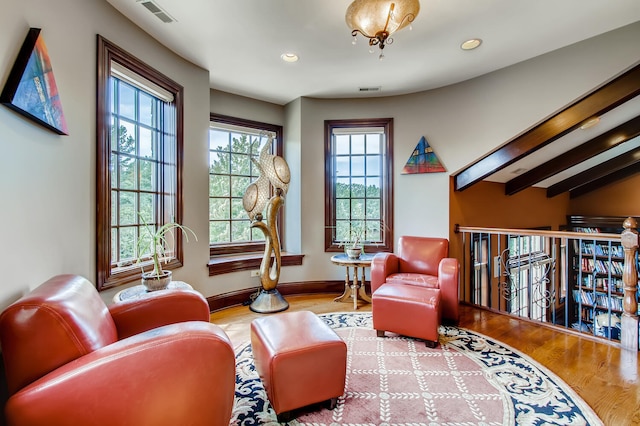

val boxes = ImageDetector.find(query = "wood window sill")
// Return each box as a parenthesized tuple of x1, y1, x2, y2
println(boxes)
(208, 252, 304, 276)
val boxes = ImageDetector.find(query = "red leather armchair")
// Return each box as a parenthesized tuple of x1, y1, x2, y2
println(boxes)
(0, 274, 236, 426)
(371, 236, 460, 323)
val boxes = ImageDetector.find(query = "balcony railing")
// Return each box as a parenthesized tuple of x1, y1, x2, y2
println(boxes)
(456, 218, 639, 351)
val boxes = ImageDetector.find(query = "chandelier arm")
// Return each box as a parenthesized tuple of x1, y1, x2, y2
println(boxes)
(352, 28, 375, 40)
(394, 12, 416, 31)
(382, 2, 395, 33)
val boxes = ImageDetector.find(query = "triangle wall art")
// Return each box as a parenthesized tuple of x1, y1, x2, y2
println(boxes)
(402, 136, 446, 174)
(0, 28, 68, 135)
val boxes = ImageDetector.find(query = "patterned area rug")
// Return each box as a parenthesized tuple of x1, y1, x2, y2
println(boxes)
(231, 312, 602, 425)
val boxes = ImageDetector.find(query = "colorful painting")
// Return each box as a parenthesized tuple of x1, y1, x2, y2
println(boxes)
(0, 28, 68, 135)
(402, 136, 446, 174)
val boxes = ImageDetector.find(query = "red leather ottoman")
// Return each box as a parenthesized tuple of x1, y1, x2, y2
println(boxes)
(250, 310, 347, 422)
(372, 282, 441, 347)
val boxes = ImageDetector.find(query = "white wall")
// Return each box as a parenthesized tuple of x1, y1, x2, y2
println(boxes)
(1, 0, 639, 307)
(0, 0, 210, 306)
(212, 22, 640, 288)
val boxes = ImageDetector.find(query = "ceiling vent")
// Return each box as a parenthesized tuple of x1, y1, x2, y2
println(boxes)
(137, 0, 176, 23)
(359, 87, 381, 92)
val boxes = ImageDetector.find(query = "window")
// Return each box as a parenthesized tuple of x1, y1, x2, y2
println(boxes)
(209, 114, 283, 256)
(325, 118, 393, 253)
(96, 36, 184, 290)
(505, 235, 552, 321)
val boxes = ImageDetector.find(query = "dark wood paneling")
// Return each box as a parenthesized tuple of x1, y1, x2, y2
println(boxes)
(454, 63, 640, 192)
(505, 115, 640, 195)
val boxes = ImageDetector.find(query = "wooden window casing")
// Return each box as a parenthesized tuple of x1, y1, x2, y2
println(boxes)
(97, 36, 184, 290)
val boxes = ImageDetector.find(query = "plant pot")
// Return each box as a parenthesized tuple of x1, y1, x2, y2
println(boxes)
(346, 247, 362, 259)
(142, 270, 172, 291)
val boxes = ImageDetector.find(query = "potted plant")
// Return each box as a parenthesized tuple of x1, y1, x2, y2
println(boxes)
(137, 215, 197, 291)
(336, 220, 381, 259)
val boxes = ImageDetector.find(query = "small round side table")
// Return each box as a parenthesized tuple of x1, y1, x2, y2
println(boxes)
(330, 253, 374, 310)
(112, 281, 193, 303)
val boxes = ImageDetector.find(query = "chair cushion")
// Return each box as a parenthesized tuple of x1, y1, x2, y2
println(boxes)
(385, 273, 439, 289)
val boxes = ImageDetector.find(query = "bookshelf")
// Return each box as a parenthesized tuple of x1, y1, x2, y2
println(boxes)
(566, 216, 638, 341)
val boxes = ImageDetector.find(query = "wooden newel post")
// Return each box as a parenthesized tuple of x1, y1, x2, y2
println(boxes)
(621, 217, 638, 351)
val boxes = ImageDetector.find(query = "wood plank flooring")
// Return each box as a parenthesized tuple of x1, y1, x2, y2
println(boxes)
(210, 293, 640, 425)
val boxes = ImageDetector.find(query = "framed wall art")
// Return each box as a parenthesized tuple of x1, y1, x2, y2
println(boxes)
(402, 136, 446, 174)
(0, 27, 68, 135)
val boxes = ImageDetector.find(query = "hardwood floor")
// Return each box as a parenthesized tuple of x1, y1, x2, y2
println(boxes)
(210, 293, 640, 425)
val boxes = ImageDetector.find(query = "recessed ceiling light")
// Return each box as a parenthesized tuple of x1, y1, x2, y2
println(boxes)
(580, 117, 600, 130)
(281, 53, 299, 63)
(460, 39, 482, 50)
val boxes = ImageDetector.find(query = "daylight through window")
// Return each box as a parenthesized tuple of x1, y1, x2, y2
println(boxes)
(97, 36, 184, 290)
(209, 114, 283, 255)
(325, 118, 393, 253)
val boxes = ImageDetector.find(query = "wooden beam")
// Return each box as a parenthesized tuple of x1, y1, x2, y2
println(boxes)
(569, 162, 640, 199)
(546, 147, 640, 197)
(454, 63, 640, 191)
(505, 115, 640, 195)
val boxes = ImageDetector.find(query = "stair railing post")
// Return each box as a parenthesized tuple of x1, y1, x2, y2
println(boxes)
(621, 217, 638, 351)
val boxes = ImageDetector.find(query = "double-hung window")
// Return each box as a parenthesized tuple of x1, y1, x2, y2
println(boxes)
(325, 118, 393, 253)
(96, 36, 184, 290)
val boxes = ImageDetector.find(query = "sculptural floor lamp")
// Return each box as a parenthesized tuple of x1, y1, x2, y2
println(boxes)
(242, 136, 290, 313)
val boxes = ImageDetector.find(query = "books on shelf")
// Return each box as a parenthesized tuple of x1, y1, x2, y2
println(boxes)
(581, 242, 623, 258)
(579, 275, 623, 292)
(580, 258, 624, 275)
(572, 289, 623, 311)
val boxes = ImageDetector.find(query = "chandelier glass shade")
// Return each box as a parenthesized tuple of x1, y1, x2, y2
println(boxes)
(346, 0, 420, 57)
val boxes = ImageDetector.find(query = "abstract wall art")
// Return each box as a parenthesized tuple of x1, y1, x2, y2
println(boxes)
(402, 136, 446, 174)
(1, 28, 68, 135)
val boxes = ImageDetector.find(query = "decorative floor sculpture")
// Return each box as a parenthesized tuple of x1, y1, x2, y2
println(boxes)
(242, 135, 290, 313)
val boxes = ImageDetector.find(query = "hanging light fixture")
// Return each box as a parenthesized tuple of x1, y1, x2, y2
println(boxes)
(346, 0, 420, 60)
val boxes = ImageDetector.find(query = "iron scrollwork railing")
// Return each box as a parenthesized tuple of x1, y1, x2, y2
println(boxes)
(458, 223, 638, 350)
(498, 249, 555, 316)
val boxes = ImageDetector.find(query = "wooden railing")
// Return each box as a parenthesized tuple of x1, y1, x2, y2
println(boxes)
(456, 219, 639, 351)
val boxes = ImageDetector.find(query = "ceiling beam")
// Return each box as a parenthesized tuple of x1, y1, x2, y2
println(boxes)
(569, 162, 640, 199)
(546, 147, 640, 198)
(453, 63, 640, 191)
(505, 115, 640, 195)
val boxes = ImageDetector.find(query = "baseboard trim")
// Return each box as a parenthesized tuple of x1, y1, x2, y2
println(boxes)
(207, 280, 350, 312)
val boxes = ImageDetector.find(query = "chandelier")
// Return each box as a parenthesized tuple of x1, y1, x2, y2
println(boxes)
(346, 0, 420, 59)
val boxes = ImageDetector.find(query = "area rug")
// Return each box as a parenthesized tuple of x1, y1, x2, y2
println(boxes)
(230, 312, 602, 425)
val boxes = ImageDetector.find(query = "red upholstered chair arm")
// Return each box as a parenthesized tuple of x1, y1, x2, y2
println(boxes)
(108, 289, 211, 339)
(438, 257, 460, 323)
(371, 252, 399, 294)
(5, 322, 236, 426)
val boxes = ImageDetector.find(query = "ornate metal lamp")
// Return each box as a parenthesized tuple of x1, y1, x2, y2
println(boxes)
(346, 0, 420, 60)
(242, 135, 291, 313)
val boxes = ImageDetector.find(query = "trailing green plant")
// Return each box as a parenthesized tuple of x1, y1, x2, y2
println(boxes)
(137, 214, 197, 277)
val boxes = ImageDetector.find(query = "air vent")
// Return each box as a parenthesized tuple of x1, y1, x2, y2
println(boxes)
(138, 0, 176, 23)
(359, 87, 381, 92)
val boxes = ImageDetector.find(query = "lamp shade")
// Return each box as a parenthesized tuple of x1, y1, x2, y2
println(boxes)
(346, 0, 420, 38)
